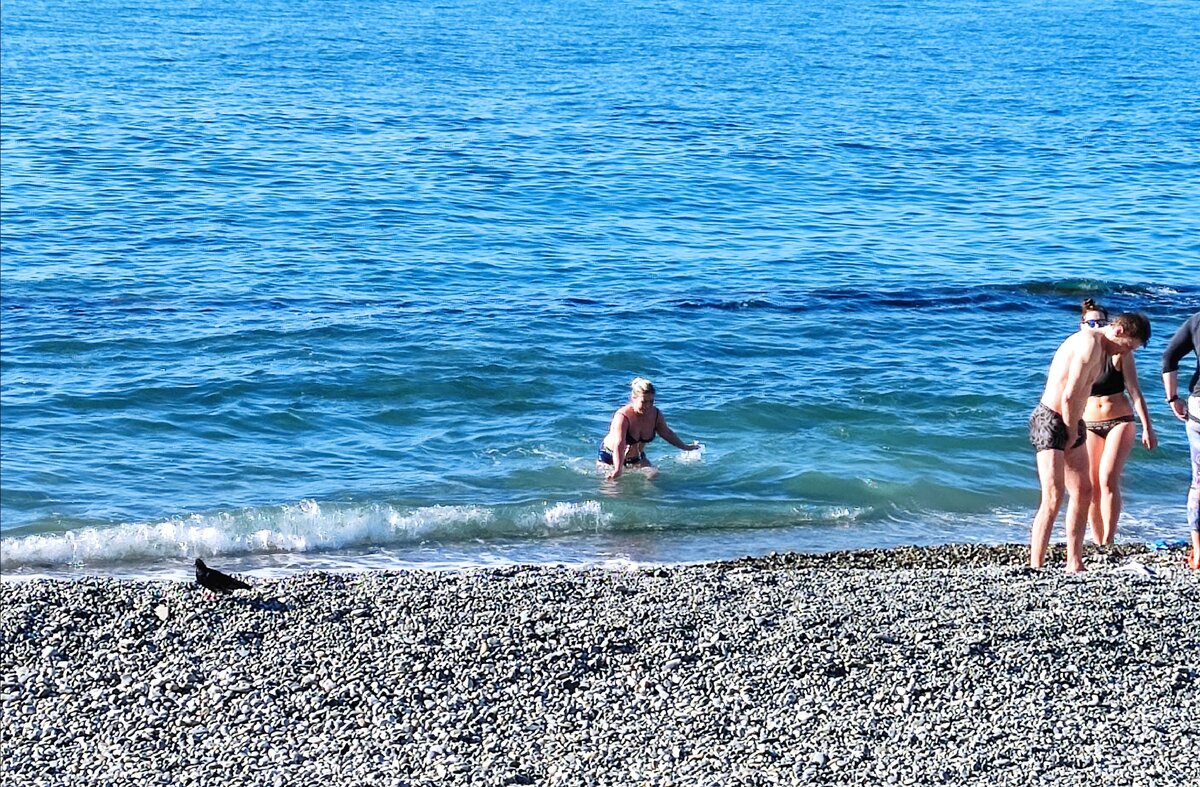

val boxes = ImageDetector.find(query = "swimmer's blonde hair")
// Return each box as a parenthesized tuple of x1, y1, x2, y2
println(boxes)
(630, 377, 656, 397)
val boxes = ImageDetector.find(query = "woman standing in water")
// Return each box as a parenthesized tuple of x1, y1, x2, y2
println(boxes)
(1078, 299, 1157, 544)
(599, 377, 700, 480)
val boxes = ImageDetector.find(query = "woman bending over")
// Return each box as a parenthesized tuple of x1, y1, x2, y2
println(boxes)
(599, 377, 700, 480)
(1079, 299, 1157, 544)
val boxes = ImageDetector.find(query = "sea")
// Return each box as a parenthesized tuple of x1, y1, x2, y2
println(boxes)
(2, 0, 1198, 581)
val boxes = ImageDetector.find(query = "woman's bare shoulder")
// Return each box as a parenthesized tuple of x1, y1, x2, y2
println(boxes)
(1114, 350, 1137, 370)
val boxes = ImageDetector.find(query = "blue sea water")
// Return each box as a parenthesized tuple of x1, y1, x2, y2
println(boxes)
(2, 0, 1199, 579)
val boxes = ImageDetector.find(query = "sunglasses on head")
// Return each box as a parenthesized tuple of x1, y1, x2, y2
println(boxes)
(1083, 319, 1108, 328)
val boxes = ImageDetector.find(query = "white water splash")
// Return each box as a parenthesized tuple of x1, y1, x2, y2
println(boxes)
(0, 501, 499, 570)
(528, 500, 612, 532)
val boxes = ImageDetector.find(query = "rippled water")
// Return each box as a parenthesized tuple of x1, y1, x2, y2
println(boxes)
(3, 0, 1199, 578)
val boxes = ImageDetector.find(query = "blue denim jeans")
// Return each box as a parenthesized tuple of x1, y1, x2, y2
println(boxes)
(1187, 396, 1200, 534)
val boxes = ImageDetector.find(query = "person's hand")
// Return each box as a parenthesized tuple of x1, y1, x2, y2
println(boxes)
(684, 441, 701, 451)
(605, 466, 622, 481)
(1171, 399, 1188, 421)
(1143, 428, 1157, 451)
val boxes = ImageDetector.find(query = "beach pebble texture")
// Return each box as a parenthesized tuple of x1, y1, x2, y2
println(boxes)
(2, 544, 1197, 786)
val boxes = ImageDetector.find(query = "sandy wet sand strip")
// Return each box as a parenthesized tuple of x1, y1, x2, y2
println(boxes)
(2, 544, 1197, 786)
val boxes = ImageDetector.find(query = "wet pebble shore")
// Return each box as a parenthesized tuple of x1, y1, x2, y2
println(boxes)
(2, 544, 1198, 786)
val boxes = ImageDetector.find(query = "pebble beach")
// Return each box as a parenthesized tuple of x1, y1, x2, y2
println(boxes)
(3, 544, 1198, 787)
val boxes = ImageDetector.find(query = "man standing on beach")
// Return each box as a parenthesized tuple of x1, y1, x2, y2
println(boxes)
(1029, 312, 1152, 571)
(1161, 310, 1200, 569)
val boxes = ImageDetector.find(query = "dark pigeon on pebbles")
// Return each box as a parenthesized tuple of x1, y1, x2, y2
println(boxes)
(194, 558, 252, 594)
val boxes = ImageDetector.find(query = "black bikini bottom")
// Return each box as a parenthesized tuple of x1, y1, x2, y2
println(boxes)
(1085, 415, 1135, 439)
(598, 447, 648, 466)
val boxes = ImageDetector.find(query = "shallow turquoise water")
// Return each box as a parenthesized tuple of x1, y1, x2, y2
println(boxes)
(2, 0, 1199, 577)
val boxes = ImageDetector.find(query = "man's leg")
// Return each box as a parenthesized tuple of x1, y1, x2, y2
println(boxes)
(1063, 442, 1093, 573)
(1031, 449, 1065, 569)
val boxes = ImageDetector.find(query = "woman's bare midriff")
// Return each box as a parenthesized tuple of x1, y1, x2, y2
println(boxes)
(1083, 392, 1133, 421)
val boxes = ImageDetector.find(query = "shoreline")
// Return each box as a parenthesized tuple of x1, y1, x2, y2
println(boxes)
(1, 538, 1193, 584)
(3, 543, 1197, 786)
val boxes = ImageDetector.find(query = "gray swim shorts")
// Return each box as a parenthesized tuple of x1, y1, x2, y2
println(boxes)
(1029, 403, 1085, 452)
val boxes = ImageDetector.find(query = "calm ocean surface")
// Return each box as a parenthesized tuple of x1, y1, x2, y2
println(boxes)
(2, 0, 1199, 579)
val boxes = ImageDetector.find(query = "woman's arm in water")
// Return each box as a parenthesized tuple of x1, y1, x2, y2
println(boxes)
(604, 410, 629, 480)
(1121, 351, 1157, 450)
(655, 410, 700, 451)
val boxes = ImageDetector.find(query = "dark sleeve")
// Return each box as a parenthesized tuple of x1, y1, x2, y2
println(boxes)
(1161, 313, 1200, 374)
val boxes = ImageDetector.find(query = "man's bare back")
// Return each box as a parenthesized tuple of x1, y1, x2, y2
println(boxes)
(1040, 329, 1108, 444)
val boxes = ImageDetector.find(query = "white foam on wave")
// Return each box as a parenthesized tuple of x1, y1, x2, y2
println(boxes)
(790, 505, 866, 523)
(0, 498, 633, 570)
(0, 500, 499, 569)
(525, 500, 612, 532)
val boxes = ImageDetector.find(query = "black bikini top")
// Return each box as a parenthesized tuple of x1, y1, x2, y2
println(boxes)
(1091, 355, 1126, 397)
(624, 407, 658, 444)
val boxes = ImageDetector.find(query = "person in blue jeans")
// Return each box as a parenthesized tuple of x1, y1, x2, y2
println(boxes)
(1161, 311, 1200, 570)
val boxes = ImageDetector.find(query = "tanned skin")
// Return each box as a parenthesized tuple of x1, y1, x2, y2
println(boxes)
(1031, 322, 1146, 572)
